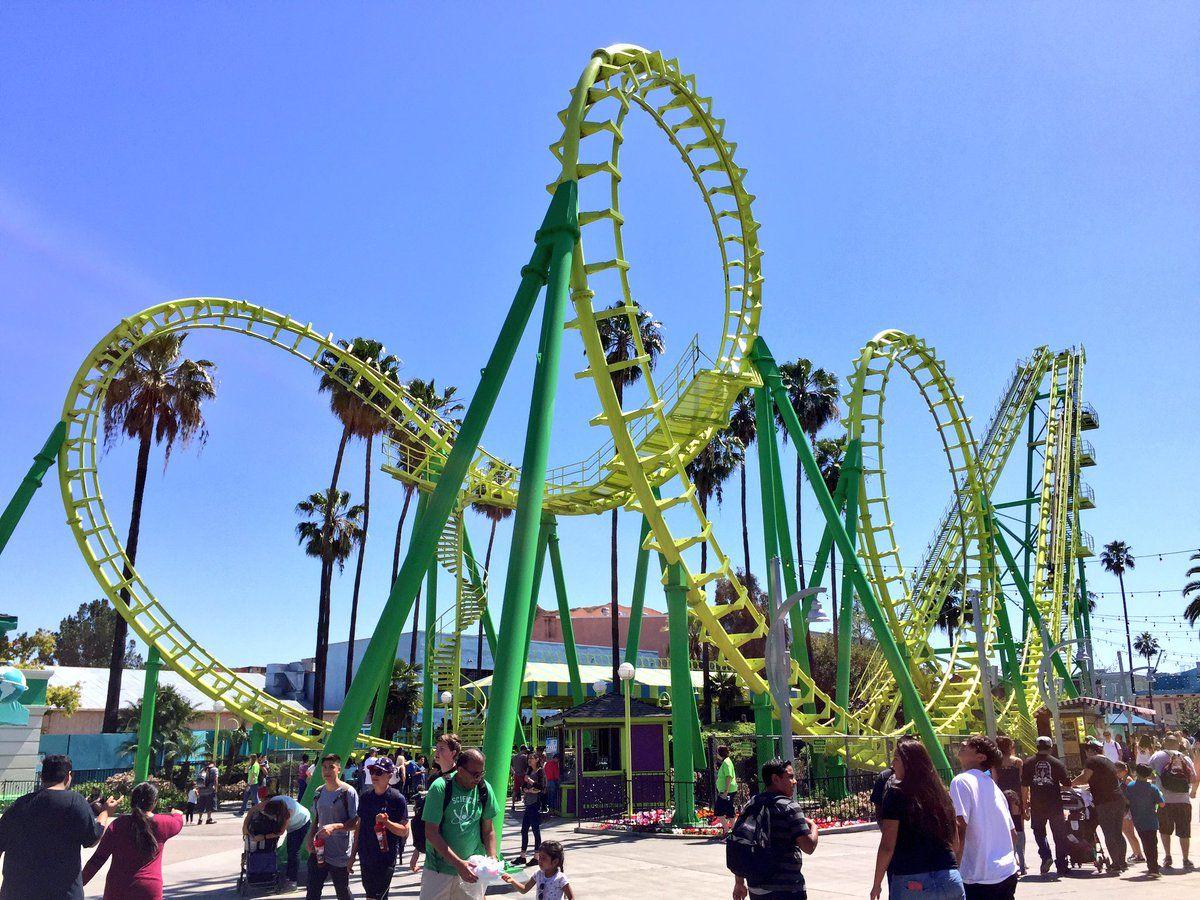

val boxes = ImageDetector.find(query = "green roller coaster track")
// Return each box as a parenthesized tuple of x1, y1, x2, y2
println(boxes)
(0, 44, 1096, 826)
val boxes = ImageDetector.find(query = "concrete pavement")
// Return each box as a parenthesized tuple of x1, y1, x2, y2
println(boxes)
(69, 808, 1200, 898)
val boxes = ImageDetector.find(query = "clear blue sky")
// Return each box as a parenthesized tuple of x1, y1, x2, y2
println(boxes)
(2, 5, 1197, 678)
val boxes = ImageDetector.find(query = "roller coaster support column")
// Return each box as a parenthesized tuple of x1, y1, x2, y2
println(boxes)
(312, 182, 577, 805)
(133, 645, 161, 782)
(421, 551, 439, 756)
(752, 338, 952, 777)
(835, 441, 863, 724)
(1075, 552, 1096, 694)
(481, 182, 577, 839)
(548, 520, 584, 706)
(516, 518, 553, 735)
(624, 515, 654, 667)
(462, 526, 498, 659)
(0, 420, 65, 558)
(664, 562, 697, 826)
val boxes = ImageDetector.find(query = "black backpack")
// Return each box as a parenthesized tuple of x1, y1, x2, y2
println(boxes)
(726, 793, 779, 881)
(410, 774, 490, 854)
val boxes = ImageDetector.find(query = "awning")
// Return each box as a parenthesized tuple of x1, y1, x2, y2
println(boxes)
(468, 661, 702, 705)
(1057, 695, 1157, 719)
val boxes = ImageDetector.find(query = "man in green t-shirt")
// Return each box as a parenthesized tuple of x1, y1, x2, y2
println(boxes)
(240, 756, 261, 814)
(420, 747, 499, 900)
(714, 744, 738, 836)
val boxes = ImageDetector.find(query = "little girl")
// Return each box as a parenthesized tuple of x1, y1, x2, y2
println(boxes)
(502, 840, 572, 899)
(185, 785, 198, 824)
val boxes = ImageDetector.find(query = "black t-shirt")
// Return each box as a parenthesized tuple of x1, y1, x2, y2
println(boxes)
(357, 787, 409, 865)
(1021, 753, 1070, 810)
(878, 783, 958, 877)
(0, 788, 104, 900)
(995, 760, 1021, 796)
(1083, 754, 1122, 804)
(871, 768, 895, 815)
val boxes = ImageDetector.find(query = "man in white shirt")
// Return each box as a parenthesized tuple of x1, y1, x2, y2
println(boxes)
(950, 735, 1019, 900)
(1148, 733, 1197, 869)
(1101, 730, 1121, 763)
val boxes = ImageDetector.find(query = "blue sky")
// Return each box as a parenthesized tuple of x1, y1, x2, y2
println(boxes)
(2, 5, 1198, 679)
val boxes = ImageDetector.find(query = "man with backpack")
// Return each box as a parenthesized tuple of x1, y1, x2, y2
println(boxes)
(197, 758, 219, 824)
(1149, 733, 1197, 869)
(727, 758, 818, 900)
(305, 754, 359, 900)
(420, 748, 499, 900)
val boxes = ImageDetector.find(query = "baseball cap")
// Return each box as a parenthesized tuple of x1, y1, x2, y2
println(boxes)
(1036, 736, 1054, 748)
(1084, 738, 1103, 749)
(367, 758, 396, 775)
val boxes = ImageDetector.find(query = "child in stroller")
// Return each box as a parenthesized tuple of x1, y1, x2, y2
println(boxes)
(1061, 787, 1110, 873)
(238, 799, 286, 895)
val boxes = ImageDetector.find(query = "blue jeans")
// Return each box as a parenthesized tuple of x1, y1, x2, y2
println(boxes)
(888, 869, 965, 900)
(285, 827, 305, 881)
(239, 784, 258, 814)
(545, 779, 560, 813)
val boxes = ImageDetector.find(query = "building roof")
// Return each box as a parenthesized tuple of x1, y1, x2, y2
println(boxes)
(468, 661, 702, 703)
(543, 693, 670, 723)
(46, 665, 300, 716)
(536, 603, 666, 619)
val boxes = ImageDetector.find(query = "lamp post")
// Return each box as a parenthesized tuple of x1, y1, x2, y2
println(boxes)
(1036, 628, 1082, 758)
(211, 700, 225, 761)
(439, 690, 453, 734)
(766, 556, 826, 772)
(618, 661, 636, 816)
(966, 589, 998, 741)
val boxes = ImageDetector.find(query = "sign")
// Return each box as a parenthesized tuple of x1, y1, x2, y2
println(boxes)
(545, 737, 559, 756)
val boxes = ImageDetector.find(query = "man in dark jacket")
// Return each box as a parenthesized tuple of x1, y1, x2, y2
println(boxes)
(1021, 736, 1072, 877)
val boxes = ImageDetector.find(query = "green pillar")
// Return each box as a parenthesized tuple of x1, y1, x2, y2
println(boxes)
(250, 722, 265, 755)
(835, 440, 863, 722)
(0, 421, 65, 558)
(308, 184, 575, 807)
(547, 520, 584, 706)
(514, 519, 553, 741)
(133, 645, 160, 782)
(624, 515, 653, 666)
(752, 690, 778, 773)
(421, 554, 439, 756)
(752, 338, 952, 776)
(462, 525, 497, 660)
(664, 562, 697, 825)
(1022, 405, 1036, 642)
(481, 181, 577, 839)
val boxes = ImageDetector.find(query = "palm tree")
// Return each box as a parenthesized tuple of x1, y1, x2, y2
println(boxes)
(935, 573, 968, 633)
(685, 431, 743, 723)
(315, 338, 402, 696)
(469, 494, 513, 668)
(1182, 551, 1200, 627)
(100, 334, 217, 732)
(595, 301, 665, 686)
(814, 435, 847, 634)
(1100, 540, 1136, 695)
(775, 360, 840, 590)
(116, 683, 202, 776)
(1133, 631, 1161, 706)
(296, 489, 365, 719)
(726, 390, 757, 579)
(397, 378, 463, 664)
(382, 659, 423, 738)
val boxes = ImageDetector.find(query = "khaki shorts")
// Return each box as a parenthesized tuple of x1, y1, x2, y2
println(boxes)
(1159, 802, 1192, 840)
(419, 868, 486, 900)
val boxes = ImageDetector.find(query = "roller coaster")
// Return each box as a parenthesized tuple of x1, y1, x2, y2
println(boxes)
(1, 44, 1096, 821)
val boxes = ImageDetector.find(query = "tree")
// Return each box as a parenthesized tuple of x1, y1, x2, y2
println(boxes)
(1182, 551, 1200, 627)
(116, 684, 202, 777)
(46, 683, 82, 716)
(1133, 631, 1161, 705)
(469, 489, 513, 668)
(55, 600, 143, 667)
(725, 390, 758, 581)
(595, 300, 664, 687)
(685, 431, 743, 723)
(100, 333, 216, 731)
(382, 659, 422, 737)
(934, 573, 970, 634)
(814, 435, 847, 631)
(775, 359, 840, 591)
(1177, 698, 1200, 736)
(0, 629, 56, 666)
(296, 489, 365, 719)
(1100, 540, 1136, 695)
(397, 378, 463, 665)
(315, 338, 402, 698)
(709, 671, 745, 722)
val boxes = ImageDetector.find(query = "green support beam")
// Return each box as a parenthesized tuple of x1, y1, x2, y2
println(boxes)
(420, 554, 438, 756)
(835, 440, 863, 724)
(308, 182, 577, 811)
(547, 519, 584, 706)
(133, 645, 160, 782)
(0, 421, 66, 558)
(624, 515, 654, 666)
(461, 525, 498, 661)
(481, 180, 577, 842)
(752, 338, 952, 777)
(664, 562, 697, 826)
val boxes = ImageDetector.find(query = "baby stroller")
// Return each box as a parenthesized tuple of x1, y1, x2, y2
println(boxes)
(1061, 788, 1109, 873)
(237, 835, 280, 896)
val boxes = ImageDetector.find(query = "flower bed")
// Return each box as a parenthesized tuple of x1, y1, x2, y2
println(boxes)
(584, 805, 874, 837)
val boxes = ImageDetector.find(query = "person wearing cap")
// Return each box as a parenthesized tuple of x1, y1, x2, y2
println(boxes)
(1073, 738, 1127, 873)
(357, 757, 410, 900)
(1021, 736, 1072, 876)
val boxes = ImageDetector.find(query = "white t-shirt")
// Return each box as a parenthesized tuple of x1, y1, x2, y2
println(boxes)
(533, 870, 570, 900)
(271, 794, 312, 832)
(950, 768, 1018, 886)
(1101, 741, 1120, 762)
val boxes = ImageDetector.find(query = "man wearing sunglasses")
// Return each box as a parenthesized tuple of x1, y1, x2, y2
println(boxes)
(420, 748, 499, 900)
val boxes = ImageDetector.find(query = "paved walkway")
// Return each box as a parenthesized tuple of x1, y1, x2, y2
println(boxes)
(67, 808, 1200, 898)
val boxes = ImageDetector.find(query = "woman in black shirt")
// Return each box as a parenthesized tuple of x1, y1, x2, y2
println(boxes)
(871, 738, 964, 900)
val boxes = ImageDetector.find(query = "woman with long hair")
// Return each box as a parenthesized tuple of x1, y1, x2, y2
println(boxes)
(82, 781, 184, 899)
(870, 738, 964, 900)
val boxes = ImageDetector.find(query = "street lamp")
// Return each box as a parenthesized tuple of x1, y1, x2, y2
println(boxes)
(618, 661, 636, 816)
(766, 556, 826, 774)
(1037, 627, 1083, 758)
(592, 678, 607, 696)
(439, 690, 453, 734)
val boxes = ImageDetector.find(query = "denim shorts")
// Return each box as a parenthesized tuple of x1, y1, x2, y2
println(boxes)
(888, 869, 965, 900)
